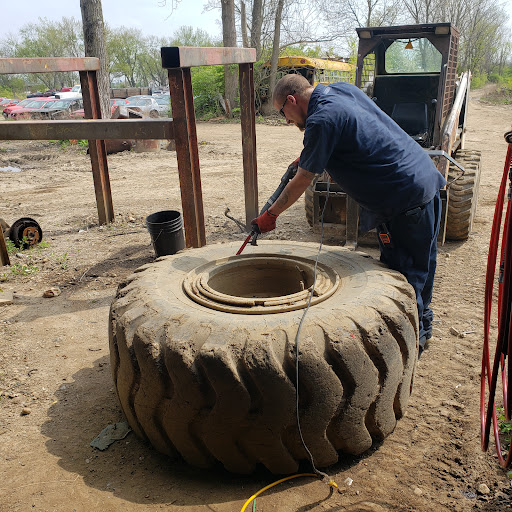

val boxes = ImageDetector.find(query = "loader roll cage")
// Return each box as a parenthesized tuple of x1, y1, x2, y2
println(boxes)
(305, 23, 478, 246)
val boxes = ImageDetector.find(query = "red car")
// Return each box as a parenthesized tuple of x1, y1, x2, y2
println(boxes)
(3, 98, 42, 117)
(71, 98, 130, 118)
(9, 98, 58, 119)
(0, 99, 19, 109)
(0, 98, 14, 108)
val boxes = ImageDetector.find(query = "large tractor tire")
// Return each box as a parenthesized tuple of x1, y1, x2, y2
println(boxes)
(305, 183, 315, 227)
(109, 241, 418, 474)
(445, 149, 482, 241)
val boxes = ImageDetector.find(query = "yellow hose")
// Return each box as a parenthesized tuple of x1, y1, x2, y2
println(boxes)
(239, 473, 318, 512)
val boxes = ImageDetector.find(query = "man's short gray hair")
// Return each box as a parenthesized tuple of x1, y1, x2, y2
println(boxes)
(272, 73, 312, 106)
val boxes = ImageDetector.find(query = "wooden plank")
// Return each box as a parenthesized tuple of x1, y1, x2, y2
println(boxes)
(0, 57, 99, 74)
(0, 119, 174, 141)
(167, 68, 206, 248)
(161, 47, 256, 69)
(239, 63, 259, 228)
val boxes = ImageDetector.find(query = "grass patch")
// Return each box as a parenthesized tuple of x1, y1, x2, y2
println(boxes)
(1, 263, 39, 281)
(481, 85, 512, 105)
(6, 238, 49, 255)
(49, 139, 89, 149)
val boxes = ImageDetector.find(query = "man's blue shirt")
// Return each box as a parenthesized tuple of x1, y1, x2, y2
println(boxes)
(299, 82, 446, 230)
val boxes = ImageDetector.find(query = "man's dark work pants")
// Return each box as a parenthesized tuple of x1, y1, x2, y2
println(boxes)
(376, 191, 442, 355)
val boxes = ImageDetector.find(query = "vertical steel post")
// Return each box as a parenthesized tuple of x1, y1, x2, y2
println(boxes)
(167, 67, 206, 248)
(80, 70, 114, 225)
(239, 63, 258, 229)
(0, 228, 9, 266)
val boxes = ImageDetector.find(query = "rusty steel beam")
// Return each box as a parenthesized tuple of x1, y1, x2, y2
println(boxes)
(80, 70, 114, 225)
(0, 119, 174, 141)
(239, 63, 259, 229)
(0, 57, 99, 74)
(167, 67, 206, 248)
(0, 228, 9, 267)
(161, 47, 256, 68)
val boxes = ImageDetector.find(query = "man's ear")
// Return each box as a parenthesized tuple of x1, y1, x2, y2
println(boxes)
(288, 94, 298, 105)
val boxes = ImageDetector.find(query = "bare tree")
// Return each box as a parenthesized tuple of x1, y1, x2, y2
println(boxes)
(240, 1, 250, 47)
(268, 0, 285, 100)
(222, 0, 238, 116)
(250, 0, 264, 59)
(80, 0, 110, 118)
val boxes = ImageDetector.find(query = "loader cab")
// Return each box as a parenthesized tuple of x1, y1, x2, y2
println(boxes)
(305, 23, 479, 247)
(356, 23, 460, 149)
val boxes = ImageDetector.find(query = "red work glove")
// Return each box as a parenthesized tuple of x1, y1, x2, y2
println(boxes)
(251, 210, 278, 234)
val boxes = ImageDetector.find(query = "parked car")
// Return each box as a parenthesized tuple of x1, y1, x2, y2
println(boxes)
(27, 90, 55, 98)
(30, 98, 83, 120)
(70, 108, 85, 119)
(70, 98, 130, 119)
(4, 99, 20, 108)
(125, 95, 160, 118)
(111, 98, 129, 108)
(9, 98, 58, 119)
(55, 84, 81, 100)
(3, 98, 38, 117)
(154, 95, 171, 117)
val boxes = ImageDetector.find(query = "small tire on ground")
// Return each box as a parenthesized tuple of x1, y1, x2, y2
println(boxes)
(109, 241, 419, 474)
(445, 149, 482, 241)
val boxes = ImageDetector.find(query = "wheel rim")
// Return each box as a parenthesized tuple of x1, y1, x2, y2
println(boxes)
(183, 253, 340, 314)
(21, 226, 40, 245)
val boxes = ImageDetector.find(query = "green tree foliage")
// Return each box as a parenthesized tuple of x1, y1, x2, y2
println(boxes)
(3, 17, 83, 90)
(169, 26, 218, 47)
(191, 66, 225, 118)
(106, 26, 145, 87)
(0, 77, 26, 98)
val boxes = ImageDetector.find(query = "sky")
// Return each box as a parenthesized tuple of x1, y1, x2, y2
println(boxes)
(0, 0, 222, 41)
(1, 1, 511, 44)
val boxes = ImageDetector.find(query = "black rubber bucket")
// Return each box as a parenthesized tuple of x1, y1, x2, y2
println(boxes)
(146, 210, 185, 257)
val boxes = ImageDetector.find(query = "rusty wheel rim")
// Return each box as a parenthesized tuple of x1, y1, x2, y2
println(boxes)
(183, 253, 340, 314)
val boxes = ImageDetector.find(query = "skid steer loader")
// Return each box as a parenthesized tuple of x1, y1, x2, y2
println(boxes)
(305, 23, 481, 245)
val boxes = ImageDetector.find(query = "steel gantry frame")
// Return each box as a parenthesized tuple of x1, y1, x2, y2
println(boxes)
(0, 48, 258, 266)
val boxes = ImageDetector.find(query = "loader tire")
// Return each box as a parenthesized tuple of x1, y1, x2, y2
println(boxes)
(109, 241, 418, 474)
(445, 150, 482, 241)
(305, 183, 315, 227)
(305, 172, 329, 227)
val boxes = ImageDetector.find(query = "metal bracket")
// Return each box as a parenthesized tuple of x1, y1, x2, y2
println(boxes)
(426, 149, 465, 187)
(426, 149, 465, 172)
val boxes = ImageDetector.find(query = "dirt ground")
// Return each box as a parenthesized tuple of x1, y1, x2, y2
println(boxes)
(1, 90, 512, 512)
